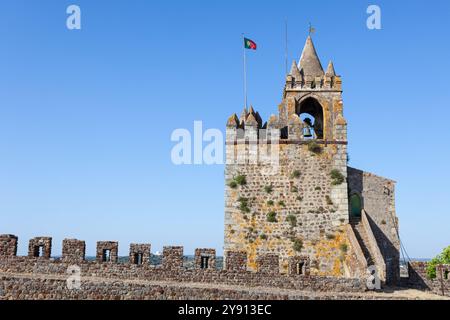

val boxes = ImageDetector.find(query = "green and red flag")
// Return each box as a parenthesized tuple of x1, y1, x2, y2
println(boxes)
(244, 38, 257, 50)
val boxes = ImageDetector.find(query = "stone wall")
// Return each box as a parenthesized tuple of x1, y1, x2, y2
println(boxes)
(129, 244, 151, 265)
(347, 168, 400, 284)
(402, 262, 450, 297)
(28, 237, 52, 259)
(225, 141, 351, 276)
(194, 248, 216, 270)
(0, 255, 365, 300)
(62, 239, 85, 263)
(96, 241, 118, 263)
(0, 235, 18, 257)
(0, 274, 376, 300)
(162, 246, 184, 270)
(225, 251, 247, 271)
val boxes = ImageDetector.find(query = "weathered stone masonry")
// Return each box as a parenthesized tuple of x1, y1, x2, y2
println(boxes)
(0, 236, 447, 299)
(224, 36, 400, 285)
(0, 235, 367, 300)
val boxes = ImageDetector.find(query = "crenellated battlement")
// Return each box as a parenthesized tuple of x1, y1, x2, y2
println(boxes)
(0, 234, 311, 275)
(0, 234, 368, 299)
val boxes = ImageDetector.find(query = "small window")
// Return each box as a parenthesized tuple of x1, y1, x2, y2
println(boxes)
(134, 253, 143, 265)
(103, 249, 111, 262)
(296, 262, 305, 275)
(445, 270, 449, 280)
(33, 245, 44, 257)
(201, 256, 210, 269)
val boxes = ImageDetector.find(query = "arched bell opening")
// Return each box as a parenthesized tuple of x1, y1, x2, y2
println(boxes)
(297, 97, 324, 139)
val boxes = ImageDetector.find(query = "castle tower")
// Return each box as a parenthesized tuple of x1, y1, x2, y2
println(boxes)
(225, 36, 350, 275)
(225, 35, 400, 284)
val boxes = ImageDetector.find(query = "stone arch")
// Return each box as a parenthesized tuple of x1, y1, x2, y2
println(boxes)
(296, 95, 325, 139)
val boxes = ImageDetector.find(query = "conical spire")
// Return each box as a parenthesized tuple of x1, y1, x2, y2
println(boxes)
(298, 36, 324, 77)
(240, 107, 248, 125)
(325, 60, 336, 76)
(289, 60, 301, 79)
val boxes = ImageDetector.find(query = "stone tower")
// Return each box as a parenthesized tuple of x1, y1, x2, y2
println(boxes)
(225, 36, 400, 284)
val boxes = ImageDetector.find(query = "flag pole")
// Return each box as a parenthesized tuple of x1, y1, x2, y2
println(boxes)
(285, 20, 288, 75)
(242, 33, 247, 109)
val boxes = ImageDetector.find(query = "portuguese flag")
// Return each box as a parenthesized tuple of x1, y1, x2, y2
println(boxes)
(244, 38, 257, 50)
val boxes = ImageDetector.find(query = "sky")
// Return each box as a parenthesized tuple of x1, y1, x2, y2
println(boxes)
(1, 0, 449, 258)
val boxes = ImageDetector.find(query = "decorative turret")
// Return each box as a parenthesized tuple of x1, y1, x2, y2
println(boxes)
(284, 36, 342, 92)
(325, 61, 336, 76)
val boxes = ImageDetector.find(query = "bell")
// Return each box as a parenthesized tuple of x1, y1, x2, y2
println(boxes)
(303, 127, 313, 138)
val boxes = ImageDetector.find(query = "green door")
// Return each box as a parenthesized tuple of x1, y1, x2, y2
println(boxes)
(350, 194, 362, 218)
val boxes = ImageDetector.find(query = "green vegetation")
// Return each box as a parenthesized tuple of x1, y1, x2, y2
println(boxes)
(267, 211, 277, 223)
(278, 201, 286, 207)
(234, 175, 247, 186)
(260, 234, 268, 240)
(307, 141, 322, 154)
(267, 200, 274, 206)
(427, 246, 450, 279)
(340, 243, 348, 253)
(286, 214, 297, 228)
(326, 234, 336, 240)
(228, 181, 238, 189)
(228, 174, 247, 189)
(292, 238, 303, 252)
(326, 196, 334, 206)
(330, 169, 345, 186)
(291, 170, 301, 179)
(291, 186, 299, 193)
(315, 186, 322, 191)
(264, 185, 274, 194)
(238, 197, 251, 213)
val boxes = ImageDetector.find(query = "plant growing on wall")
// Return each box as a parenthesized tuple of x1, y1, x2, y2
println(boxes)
(307, 141, 322, 154)
(326, 234, 336, 240)
(278, 201, 286, 207)
(291, 170, 301, 179)
(264, 185, 274, 194)
(228, 180, 238, 189)
(286, 215, 297, 228)
(234, 175, 247, 186)
(238, 197, 251, 214)
(426, 246, 450, 279)
(326, 195, 334, 206)
(267, 211, 277, 223)
(330, 169, 345, 186)
(292, 238, 303, 252)
(267, 200, 274, 206)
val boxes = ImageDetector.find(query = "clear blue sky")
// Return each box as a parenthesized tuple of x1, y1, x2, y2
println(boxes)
(1, 0, 449, 258)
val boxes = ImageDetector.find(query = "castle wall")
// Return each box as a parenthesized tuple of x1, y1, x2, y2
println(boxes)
(62, 239, 86, 263)
(0, 273, 370, 300)
(0, 252, 365, 301)
(225, 142, 351, 276)
(347, 168, 400, 284)
(401, 262, 450, 297)
(0, 235, 18, 257)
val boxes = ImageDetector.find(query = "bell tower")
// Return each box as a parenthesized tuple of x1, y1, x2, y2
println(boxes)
(280, 35, 346, 143)
(225, 35, 350, 276)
